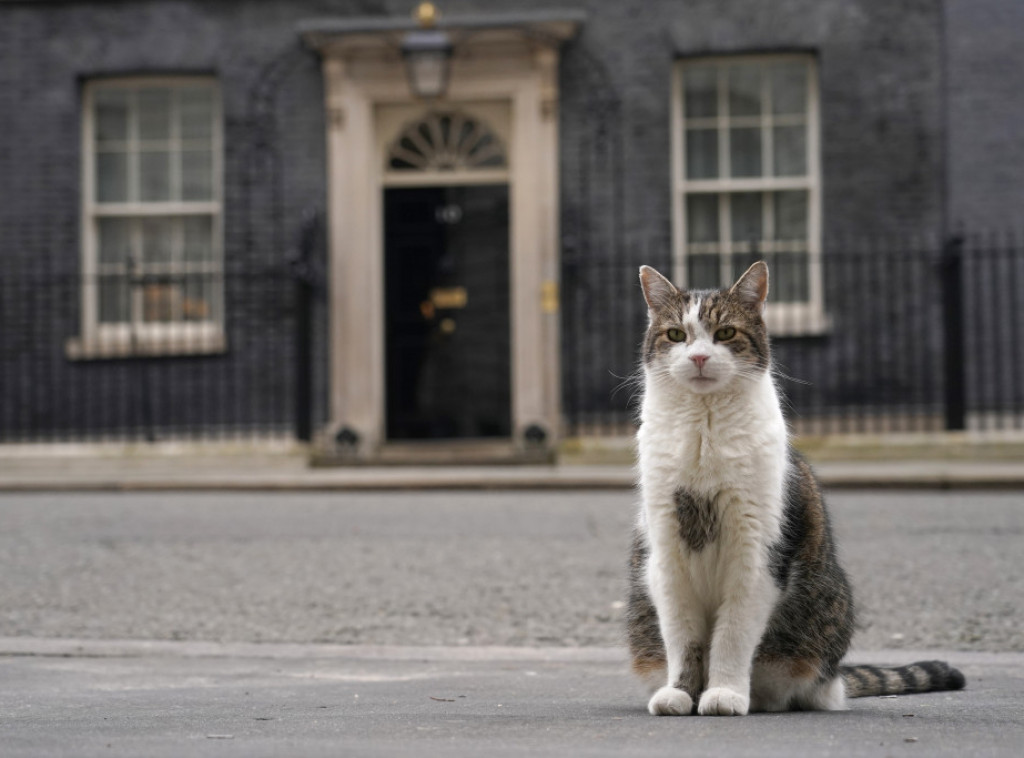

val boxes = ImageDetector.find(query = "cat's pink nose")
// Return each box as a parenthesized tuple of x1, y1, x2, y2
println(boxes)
(691, 354, 710, 370)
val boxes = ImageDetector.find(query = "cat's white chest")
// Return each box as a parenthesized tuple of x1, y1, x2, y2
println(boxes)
(637, 380, 788, 621)
(640, 390, 783, 494)
(637, 375, 789, 557)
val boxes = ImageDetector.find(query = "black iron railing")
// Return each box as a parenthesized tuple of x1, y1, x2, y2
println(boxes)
(560, 235, 1024, 437)
(2, 235, 1022, 444)
(0, 261, 322, 444)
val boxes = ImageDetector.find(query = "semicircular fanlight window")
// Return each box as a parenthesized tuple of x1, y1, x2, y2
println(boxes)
(387, 111, 507, 172)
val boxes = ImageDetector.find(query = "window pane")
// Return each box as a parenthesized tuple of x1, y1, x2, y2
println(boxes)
(182, 276, 213, 322)
(142, 218, 175, 265)
(773, 125, 806, 176)
(138, 88, 172, 141)
(96, 152, 129, 202)
(180, 87, 213, 141)
(687, 254, 721, 289)
(774, 190, 808, 241)
(770, 252, 810, 302)
(183, 216, 213, 262)
(729, 127, 762, 177)
(87, 80, 223, 334)
(98, 276, 130, 323)
(727, 64, 761, 118)
(685, 128, 718, 179)
(771, 192, 810, 301)
(143, 283, 176, 322)
(139, 151, 172, 201)
(94, 89, 129, 143)
(181, 150, 213, 200)
(684, 65, 718, 118)
(686, 194, 719, 243)
(771, 63, 807, 116)
(730, 193, 763, 244)
(98, 218, 133, 265)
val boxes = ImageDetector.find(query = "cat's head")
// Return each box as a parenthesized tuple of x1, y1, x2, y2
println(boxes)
(639, 262, 770, 394)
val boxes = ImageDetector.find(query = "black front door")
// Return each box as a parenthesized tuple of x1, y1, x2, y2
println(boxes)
(384, 185, 511, 440)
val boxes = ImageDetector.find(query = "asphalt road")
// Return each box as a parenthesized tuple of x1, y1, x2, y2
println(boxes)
(1, 642, 1021, 758)
(0, 489, 1021, 651)
(1, 489, 1022, 757)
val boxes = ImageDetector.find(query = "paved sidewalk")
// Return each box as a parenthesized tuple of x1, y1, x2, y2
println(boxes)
(1, 453, 1024, 490)
(1, 638, 1021, 758)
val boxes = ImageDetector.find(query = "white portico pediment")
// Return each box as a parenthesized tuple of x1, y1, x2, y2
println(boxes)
(300, 9, 582, 462)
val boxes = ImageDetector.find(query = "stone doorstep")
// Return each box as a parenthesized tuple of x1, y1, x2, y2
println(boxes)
(311, 439, 556, 467)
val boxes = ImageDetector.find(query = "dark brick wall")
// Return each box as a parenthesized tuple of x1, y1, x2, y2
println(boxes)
(388, 0, 947, 242)
(545, 0, 949, 422)
(7, 0, 1013, 439)
(946, 0, 1024, 232)
(0, 0, 353, 439)
(0, 0, 344, 270)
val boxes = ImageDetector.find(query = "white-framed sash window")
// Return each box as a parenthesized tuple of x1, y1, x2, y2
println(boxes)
(70, 77, 224, 358)
(672, 55, 825, 334)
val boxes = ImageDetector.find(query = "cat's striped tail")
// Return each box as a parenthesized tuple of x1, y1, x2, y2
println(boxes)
(841, 660, 966, 698)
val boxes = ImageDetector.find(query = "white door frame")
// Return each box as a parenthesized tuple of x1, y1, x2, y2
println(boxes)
(311, 24, 574, 459)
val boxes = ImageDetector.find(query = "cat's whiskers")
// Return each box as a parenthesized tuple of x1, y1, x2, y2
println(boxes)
(611, 367, 646, 397)
(769, 361, 813, 387)
(612, 367, 650, 411)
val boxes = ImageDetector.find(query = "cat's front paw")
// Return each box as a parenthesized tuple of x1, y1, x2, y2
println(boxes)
(647, 686, 694, 716)
(698, 687, 749, 716)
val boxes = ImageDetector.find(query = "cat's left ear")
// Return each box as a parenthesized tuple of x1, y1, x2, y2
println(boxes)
(639, 266, 680, 312)
(729, 261, 769, 313)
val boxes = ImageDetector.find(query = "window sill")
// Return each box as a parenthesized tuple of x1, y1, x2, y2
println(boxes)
(66, 329, 226, 360)
(764, 306, 831, 337)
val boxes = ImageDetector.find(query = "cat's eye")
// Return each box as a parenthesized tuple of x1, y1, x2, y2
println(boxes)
(666, 328, 686, 343)
(714, 326, 737, 341)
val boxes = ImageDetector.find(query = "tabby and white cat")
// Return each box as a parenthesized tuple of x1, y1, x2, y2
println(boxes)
(628, 261, 964, 715)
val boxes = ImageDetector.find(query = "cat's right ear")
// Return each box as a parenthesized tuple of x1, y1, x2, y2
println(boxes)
(729, 261, 769, 313)
(639, 266, 680, 312)
(638, 264, 679, 311)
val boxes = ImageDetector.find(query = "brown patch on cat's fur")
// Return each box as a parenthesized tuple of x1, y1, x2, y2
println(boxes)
(632, 654, 666, 679)
(627, 529, 665, 683)
(788, 658, 821, 680)
(674, 489, 720, 552)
